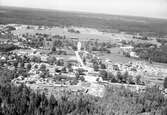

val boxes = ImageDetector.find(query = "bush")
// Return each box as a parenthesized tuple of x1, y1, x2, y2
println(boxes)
(52, 46, 56, 52)
(39, 64, 46, 72)
(116, 71, 123, 83)
(107, 72, 117, 82)
(93, 63, 99, 71)
(126, 75, 135, 84)
(31, 56, 41, 63)
(135, 75, 142, 85)
(57, 59, 64, 66)
(99, 70, 108, 80)
(79, 76, 85, 81)
(47, 56, 56, 65)
(100, 63, 106, 69)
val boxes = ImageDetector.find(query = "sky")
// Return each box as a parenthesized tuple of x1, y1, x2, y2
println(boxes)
(1, 0, 167, 19)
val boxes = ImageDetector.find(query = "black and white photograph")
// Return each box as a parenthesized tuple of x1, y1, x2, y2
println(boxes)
(0, 0, 167, 115)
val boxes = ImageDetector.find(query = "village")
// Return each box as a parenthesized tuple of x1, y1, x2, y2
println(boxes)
(0, 24, 167, 98)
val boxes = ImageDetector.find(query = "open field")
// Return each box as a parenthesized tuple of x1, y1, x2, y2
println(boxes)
(12, 27, 167, 68)
(12, 28, 119, 42)
(99, 47, 167, 68)
(1, 6, 167, 37)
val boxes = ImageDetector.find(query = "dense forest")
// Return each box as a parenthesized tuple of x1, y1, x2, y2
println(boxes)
(0, 67, 167, 115)
(0, 84, 167, 115)
(1, 6, 167, 37)
(133, 43, 167, 63)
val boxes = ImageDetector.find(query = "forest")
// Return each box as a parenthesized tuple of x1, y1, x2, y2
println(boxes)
(0, 67, 167, 115)
(1, 6, 167, 37)
(133, 43, 167, 63)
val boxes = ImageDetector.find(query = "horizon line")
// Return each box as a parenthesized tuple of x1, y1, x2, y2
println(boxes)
(1, 5, 167, 20)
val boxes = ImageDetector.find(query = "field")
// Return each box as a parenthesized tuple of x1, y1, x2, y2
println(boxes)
(0, 6, 167, 37)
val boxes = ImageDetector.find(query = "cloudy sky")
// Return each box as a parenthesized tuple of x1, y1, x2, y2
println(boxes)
(1, 0, 167, 19)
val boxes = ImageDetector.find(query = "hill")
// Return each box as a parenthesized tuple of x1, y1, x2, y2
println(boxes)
(0, 6, 167, 37)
